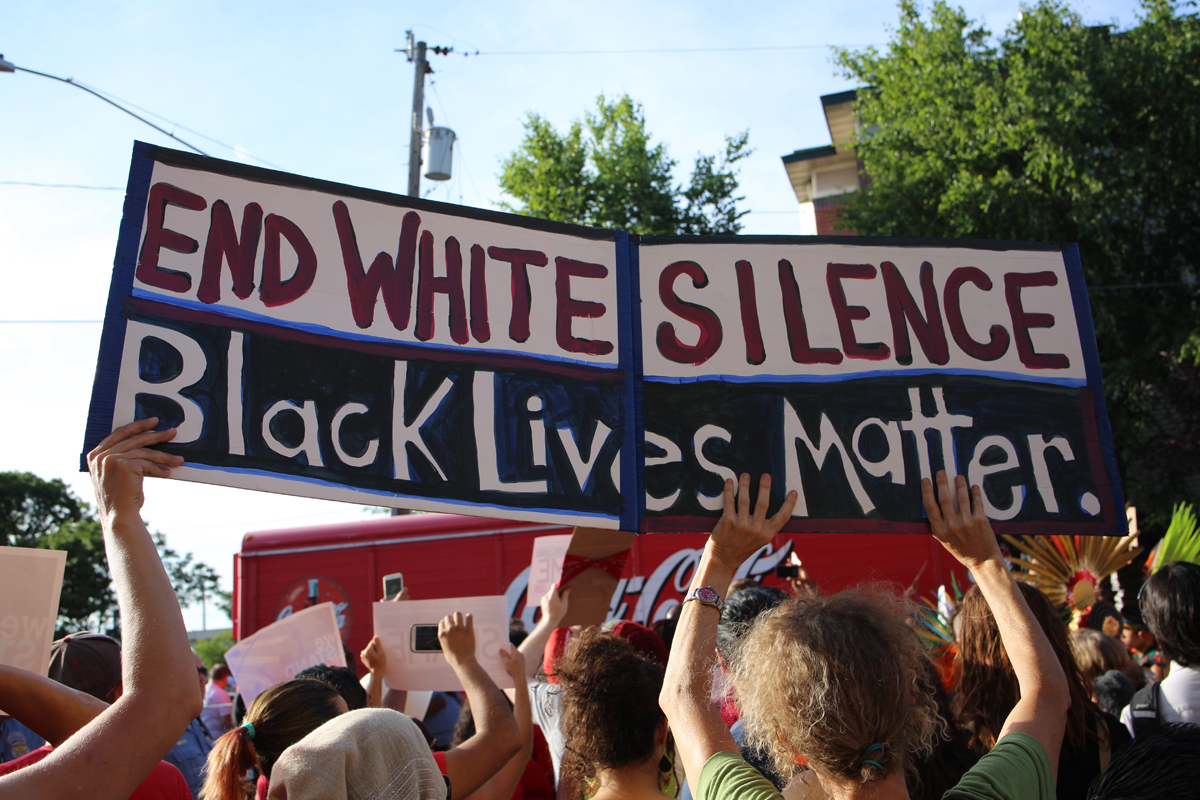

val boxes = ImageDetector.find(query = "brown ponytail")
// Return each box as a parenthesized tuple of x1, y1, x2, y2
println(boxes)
(200, 679, 344, 799)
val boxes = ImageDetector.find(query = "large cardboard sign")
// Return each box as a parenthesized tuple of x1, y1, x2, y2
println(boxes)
(83, 143, 1124, 536)
(373, 596, 511, 692)
(224, 602, 345, 705)
(0, 547, 66, 674)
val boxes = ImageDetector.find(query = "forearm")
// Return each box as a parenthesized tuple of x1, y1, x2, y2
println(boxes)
(463, 685, 533, 800)
(364, 670, 384, 708)
(519, 617, 556, 680)
(457, 659, 519, 746)
(0, 665, 108, 747)
(661, 544, 739, 786)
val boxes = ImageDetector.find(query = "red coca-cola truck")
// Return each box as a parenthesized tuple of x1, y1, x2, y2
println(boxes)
(232, 512, 967, 660)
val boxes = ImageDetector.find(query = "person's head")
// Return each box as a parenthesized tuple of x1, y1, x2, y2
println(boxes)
(1120, 615, 1151, 653)
(609, 620, 668, 668)
(1086, 723, 1200, 799)
(716, 585, 788, 668)
(1092, 669, 1136, 717)
(48, 632, 122, 702)
(192, 650, 207, 700)
(1087, 600, 1123, 639)
(955, 582, 1095, 751)
(1069, 629, 1131, 689)
(555, 627, 666, 786)
(210, 663, 232, 688)
(295, 664, 369, 711)
(270, 708, 448, 800)
(1140, 562, 1200, 667)
(200, 679, 347, 800)
(733, 588, 942, 787)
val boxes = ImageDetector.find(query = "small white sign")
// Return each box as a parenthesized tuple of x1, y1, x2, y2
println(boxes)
(374, 596, 512, 692)
(224, 602, 345, 706)
(525, 534, 572, 608)
(0, 546, 66, 674)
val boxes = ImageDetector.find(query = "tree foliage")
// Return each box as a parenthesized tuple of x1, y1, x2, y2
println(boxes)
(835, 0, 1200, 523)
(194, 630, 235, 669)
(499, 94, 752, 235)
(0, 471, 228, 636)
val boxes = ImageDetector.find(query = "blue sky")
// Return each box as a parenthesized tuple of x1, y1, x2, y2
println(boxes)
(0, 0, 1148, 630)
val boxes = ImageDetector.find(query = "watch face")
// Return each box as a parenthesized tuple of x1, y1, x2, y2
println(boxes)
(695, 587, 719, 604)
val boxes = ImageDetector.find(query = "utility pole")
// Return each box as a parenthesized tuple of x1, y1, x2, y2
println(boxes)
(399, 32, 453, 198)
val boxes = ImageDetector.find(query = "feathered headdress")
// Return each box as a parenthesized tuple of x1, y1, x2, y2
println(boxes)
(1002, 532, 1141, 612)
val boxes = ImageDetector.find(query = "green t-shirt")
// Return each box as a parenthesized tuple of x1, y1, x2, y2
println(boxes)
(694, 733, 1053, 800)
(695, 750, 782, 800)
(943, 733, 1055, 800)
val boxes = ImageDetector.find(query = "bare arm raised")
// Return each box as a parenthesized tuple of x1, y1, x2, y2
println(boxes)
(922, 471, 1070, 777)
(660, 473, 797, 795)
(0, 418, 202, 799)
(439, 612, 522, 798)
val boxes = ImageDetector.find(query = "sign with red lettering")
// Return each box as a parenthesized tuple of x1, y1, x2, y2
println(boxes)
(83, 144, 1123, 536)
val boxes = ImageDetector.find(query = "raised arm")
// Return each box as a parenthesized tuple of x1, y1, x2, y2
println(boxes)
(660, 474, 797, 793)
(0, 665, 108, 747)
(439, 612, 522, 798)
(463, 648, 534, 800)
(359, 636, 387, 708)
(0, 418, 202, 799)
(922, 471, 1070, 775)
(517, 586, 570, 681)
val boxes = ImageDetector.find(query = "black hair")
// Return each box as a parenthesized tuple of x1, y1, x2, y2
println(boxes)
(1093, 670, 1136, 718)
(294, 664, 368, 711)
(1087, 723, 1200, 799)
(1141, 562, 1200, 667)
(716, 585, 788, 664)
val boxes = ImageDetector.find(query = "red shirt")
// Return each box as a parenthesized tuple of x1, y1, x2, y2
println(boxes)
(0, 744, 191, 799)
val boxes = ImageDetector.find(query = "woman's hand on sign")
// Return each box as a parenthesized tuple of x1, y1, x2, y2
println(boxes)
(708, 473, 798, 572)
(87, 417, 184, 524)
(438, 611, 477, 668)
(500, 646, 525, 684)
(922, 471, 1001, 571)
(539, 586, 571, 627)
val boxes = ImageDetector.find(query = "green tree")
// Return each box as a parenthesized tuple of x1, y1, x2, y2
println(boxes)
(194, 630, 235, 669)
(1, 471, 229, 636)
(835, 0, 1200, 525)
(499, 94, 752, 235)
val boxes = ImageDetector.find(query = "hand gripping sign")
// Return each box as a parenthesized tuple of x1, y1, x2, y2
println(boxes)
(83, 143, 1124, 537)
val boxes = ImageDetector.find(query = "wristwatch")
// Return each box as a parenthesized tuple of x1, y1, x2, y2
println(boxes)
(683, 586, 723, 612)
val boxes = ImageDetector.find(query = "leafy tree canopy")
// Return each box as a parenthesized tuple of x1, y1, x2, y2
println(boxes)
(499, 94, 752, 235)
(835, 0, 1200, 524)
(1, 471, 227, 637)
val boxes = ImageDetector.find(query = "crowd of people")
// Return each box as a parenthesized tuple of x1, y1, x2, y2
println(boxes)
(1, 420, 1198, 800)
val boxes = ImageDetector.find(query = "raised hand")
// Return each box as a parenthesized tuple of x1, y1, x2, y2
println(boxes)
(707, 473, 798, 572)
(539, 586, 571, 627)
(87, 417, 183, 523)
(921, 470, 1002, 570)
(438, 611, 477, 668)
(500, 646, 525, 684)
(360, 635, 386, 674)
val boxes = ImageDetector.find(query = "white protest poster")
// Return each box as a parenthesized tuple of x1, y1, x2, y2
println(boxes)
(224, 601, 345, 706)
(525, 533, 572, 607)
(373, 595, 511, 692)
(0, 546, 66, 674)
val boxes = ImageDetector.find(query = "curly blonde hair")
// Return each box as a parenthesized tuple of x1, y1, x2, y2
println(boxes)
(731, 587, 942, 785)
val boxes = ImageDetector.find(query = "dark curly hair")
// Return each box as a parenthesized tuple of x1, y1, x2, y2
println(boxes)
(555, 628, 666, 785)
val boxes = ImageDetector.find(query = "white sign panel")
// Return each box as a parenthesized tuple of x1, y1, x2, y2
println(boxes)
(224, 602, 345, 706)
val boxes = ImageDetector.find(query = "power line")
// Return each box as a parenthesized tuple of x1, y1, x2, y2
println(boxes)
(10, 65, 209, 156)
(0, 320, 103, 323)
(468, 43, 880, 56)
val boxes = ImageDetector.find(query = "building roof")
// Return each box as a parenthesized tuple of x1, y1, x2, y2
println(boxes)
(781, 145, 837, 165)
(781, 89, 863, 204)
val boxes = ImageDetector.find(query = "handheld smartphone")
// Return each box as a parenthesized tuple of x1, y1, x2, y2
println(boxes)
(382, 572, 405, 599)
(775, 564, 800, 579)
(410, 624, 442, 653)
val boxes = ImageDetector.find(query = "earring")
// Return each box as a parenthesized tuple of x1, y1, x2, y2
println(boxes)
(659, 754, 672, 773)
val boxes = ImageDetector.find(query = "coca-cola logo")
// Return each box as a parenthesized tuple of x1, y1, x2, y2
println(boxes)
(505, 540, 794, 627)
(275, 576, 353, 642)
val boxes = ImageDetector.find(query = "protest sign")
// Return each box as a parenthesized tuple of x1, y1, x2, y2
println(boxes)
(525, 533, 572, 608)
(224, 601, 345, 705)
(556, 528, 636, 627)
(373, 595, 511, 692)
(83, 144, 1124, 537)
(0, 547, 66, 675)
